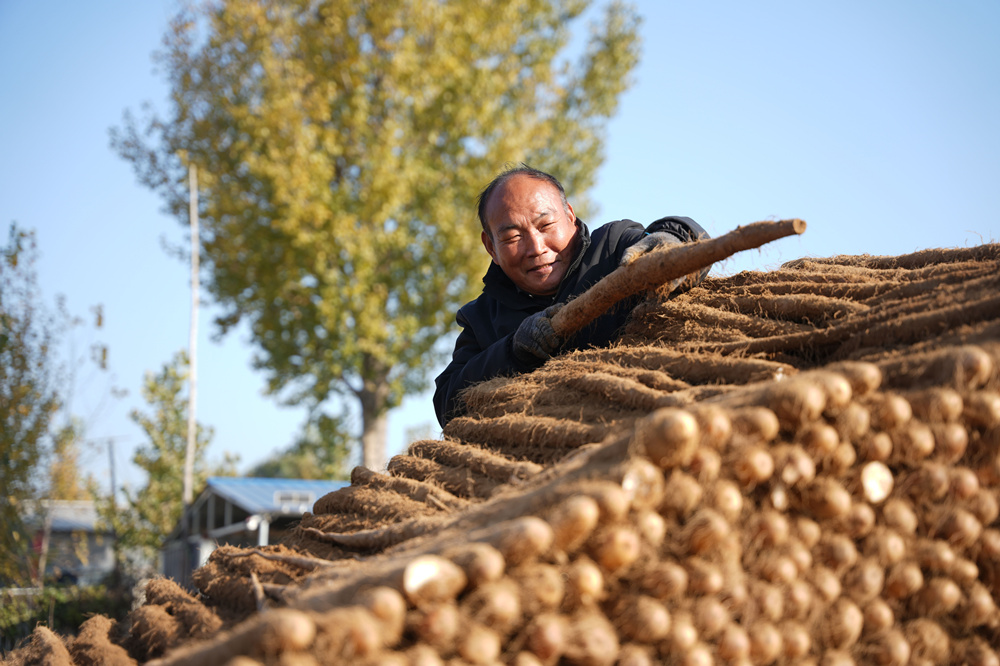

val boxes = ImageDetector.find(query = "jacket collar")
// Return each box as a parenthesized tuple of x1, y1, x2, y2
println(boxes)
(482, 220, 592, 310)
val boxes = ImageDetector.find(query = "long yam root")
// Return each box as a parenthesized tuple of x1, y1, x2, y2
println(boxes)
(222, 548, 334, 571)
(406, 440, 543, 483)
(300, 518, 438, 551)
(551, 218, 806, 337)
(145, 609, 316, 666)
(350, 465, 468, 511)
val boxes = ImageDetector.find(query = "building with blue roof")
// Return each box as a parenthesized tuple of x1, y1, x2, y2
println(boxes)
(162, 477, 348, 586)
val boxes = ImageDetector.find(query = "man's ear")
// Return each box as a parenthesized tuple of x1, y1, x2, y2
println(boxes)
(481, 229, 498, 263)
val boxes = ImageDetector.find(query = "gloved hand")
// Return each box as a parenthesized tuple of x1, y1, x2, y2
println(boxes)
(619, 231, 683, 267)
(512, 304, 564, 364)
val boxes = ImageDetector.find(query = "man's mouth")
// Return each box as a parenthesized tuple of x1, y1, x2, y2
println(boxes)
(528, 262, 555, 274)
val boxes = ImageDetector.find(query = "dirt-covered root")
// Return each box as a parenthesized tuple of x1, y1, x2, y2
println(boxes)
(3, 625, 73, 666)
(455, 345, 794, 428)
(697, 369, 858, 433)
(384, 454, 506, 499)
(858, 262, 998, 308)
(728, 278, 898, 302)
(885, 323, 1000, 375)
(287, 485, 449, 557)
(443, 414, 610, 461)
(625, 298, 811, 344)
(564, 371, 676, 413)
(189, 545, 318, 621)
(782, 243, 1000, 271)
(714, 262, 908, 289)
(286, 443, 634, 569)
(574, 345, 796, 386)
(874, 344, 996, 392)
(311, 483, 440, 524)
(118, 579, 224, 662)
(142, 577, 222, 641)
(694, 291, 867, 325)
(142, 608, 317, 666)
(122, 604, 182, 662)
(691, 286, 1000, 363)
(285, 520, 548, 615)
(67, 615, 135, 666)
(459, 379, 643, 426)
(406, 440, 542, 484)
(298, 516, 442, 553)
(282, 440, 645, 602)
(832, 291, 1000, 360)
(540, 357, 690, 392)
(347, 465, 468, 511)
(192, 576, 260, 626)
(456, 374, 543, 417)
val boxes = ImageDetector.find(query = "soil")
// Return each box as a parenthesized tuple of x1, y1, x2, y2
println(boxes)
(6, 243, 1000, 665)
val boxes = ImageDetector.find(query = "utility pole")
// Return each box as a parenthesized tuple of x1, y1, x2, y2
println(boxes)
(108, 439, 117, 517)
(181, 163, 199, 588)
(108, 439, 122, 581)
(183, 163, 199, 507)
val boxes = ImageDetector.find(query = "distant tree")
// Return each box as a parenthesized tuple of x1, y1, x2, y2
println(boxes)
(247, 412, 350, 480)
(0, 224, 59, 584)
(113, 0, 641, 470)
(48, 303, 114, 503)
(1, 225, 118, 586)
(112, 351, 236, 561)
(47, 421, 90, 501)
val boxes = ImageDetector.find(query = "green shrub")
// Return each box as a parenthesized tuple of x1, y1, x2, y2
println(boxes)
(0, 583, 132, 654)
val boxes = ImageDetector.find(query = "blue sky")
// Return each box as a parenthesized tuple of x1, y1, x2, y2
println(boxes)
(2, 1, 998, 493)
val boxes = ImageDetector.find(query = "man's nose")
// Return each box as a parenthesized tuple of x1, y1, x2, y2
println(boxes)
(524, 228, 546, 255)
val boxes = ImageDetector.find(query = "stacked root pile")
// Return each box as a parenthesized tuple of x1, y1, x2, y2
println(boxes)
(6, 245, 1000, 666)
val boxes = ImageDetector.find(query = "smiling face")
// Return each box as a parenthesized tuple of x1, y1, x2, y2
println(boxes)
(481, 174, 580, 296)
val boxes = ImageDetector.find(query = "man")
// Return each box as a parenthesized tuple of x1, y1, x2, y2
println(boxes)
(433, 165, 709, 427)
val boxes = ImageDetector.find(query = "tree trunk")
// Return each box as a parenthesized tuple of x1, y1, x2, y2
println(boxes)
(358, 357, 391, 471)
(360, 400, 389, 472)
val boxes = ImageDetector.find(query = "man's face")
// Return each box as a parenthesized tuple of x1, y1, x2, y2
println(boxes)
(481, 174, 580, 296)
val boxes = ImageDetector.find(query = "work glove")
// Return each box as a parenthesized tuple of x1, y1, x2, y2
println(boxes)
(619, 231, 683, 267)
(512, 304, 564, 365)
(622, 231, 711, 294)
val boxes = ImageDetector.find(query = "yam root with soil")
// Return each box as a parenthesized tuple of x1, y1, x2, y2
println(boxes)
(7, 240, 1000, 665)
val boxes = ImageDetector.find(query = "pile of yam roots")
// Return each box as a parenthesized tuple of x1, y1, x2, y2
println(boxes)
(7, 245, 1000, 666)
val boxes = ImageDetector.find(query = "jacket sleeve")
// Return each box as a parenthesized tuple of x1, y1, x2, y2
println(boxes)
(646, 215, 711, 242)
(433, 310, 539, 428)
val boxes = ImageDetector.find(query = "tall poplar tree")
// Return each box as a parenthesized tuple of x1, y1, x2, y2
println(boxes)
(113, 0, 641, 470)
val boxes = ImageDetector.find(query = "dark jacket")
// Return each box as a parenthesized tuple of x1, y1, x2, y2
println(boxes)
(433, 216, 707, 427)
